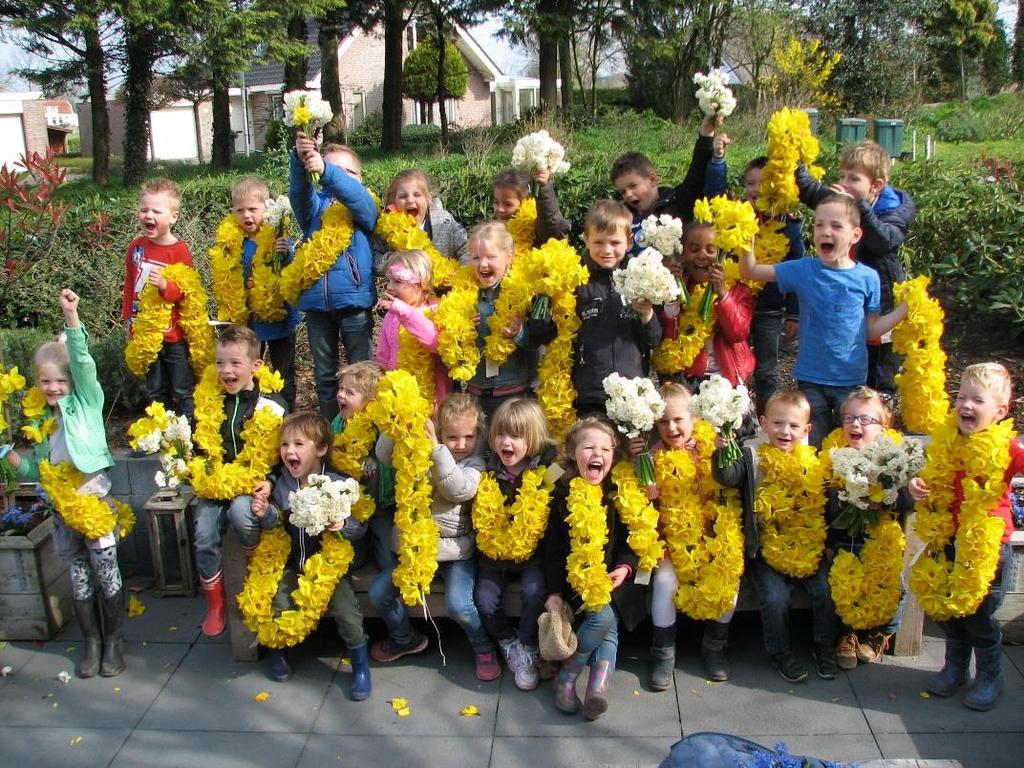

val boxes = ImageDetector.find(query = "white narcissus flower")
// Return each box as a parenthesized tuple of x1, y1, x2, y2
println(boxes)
(135, 430, 162, 455)
(288, 474, 361, 536)
(602, 373, 666, 438)
(611, 248, 680, 305)
(282, 90, 333, 130)
(829, 435, 925, 511)
(690, 375, 750, 433)
(264, 195, 293, 229)
(693, 69, 737, 118)
(638, 214, 684, 257)
(511, 130, 570, 176)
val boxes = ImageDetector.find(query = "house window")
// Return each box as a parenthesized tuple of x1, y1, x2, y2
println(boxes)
(350, 93, 365, 129)
(270, 94, 284, 121)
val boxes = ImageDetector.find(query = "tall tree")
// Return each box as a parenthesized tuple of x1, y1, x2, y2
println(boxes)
(121, 12, 164, 187)
(0, 1, 115, 186)
(319, 7, 349, 143)
(283, 15, 310, 91)
(402, 37, 469, 131)
(1015, 0, 1024, 85)
(923, 0, 997, 99)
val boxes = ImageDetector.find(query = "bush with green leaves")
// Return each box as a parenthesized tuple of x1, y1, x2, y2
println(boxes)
(912, 94, 1024, 143)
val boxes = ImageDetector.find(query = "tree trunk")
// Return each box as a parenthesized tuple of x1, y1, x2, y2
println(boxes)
(538, 31, 558, 112)
(319, 11, 347, 144)
(1014, 0, 1024, 85)
(210, 81, 232, 168)
(381, 0, 405, 152)
(283, 15, 308, 91)
(192, 102, 203, 162)
(434, 6, 449, 147)
(558, 33, 573, 111)
(960, 48, 967, 100)
(122, 22, 155, 187)
(83, 19, 109, 187)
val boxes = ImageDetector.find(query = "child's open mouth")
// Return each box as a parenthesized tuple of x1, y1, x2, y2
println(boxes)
(500, 447, 517, 464)
(817, 241, 835, 258)
(583, 458, 605, 483)
(286, 457, 303, 475)
(958, 411, 977, 430)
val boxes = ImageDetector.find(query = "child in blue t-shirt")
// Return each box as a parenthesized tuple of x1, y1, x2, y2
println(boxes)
(740, 193, 907, 445)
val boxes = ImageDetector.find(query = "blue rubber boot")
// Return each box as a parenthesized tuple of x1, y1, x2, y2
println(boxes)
(963, 644, 1003, 711)
(268, 649, 291, 682)
(350, 642, 372, 701)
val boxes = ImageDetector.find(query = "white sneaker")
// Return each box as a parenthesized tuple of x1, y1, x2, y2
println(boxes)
(513, 644, 539, 691)
(499, 638, 519, 667)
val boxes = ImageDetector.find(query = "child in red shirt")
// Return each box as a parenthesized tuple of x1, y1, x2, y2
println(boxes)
(121, 178, 195, 420)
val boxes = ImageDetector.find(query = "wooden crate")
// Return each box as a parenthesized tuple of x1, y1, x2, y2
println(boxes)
(0, 510, 72, 641)
(996, 529, 1024, 644)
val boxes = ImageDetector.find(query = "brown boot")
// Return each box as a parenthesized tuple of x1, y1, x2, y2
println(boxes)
(857, 632, 891, 663)
(836, 633, 859, 670)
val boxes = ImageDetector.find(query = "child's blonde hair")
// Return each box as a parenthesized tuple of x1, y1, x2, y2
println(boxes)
(764, 389, 811, 422)
(338, 360, 385, 401)
(960, 362, 1013, 408)
(840, 140, 891, 184)
(468, 221, 514, 257)
(489, 397, 553, 458)
(840, 386, 892, 428)
(382, 249, 433, 291)
(386, 169, 433, 208)
(231, 176, 271, 204)
(562, 416, 622, 479)
(216, 324, 260, 361)
(659, 381, 691, 406)
(34, 341, 70, 380)
(584, 199, 632, 237)
(436, 392, 486, 444)
(140, 177, 182, 212)
(280, 411, 333, 452)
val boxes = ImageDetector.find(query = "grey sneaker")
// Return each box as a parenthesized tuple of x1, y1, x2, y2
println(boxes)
(513, 644, 539, 691)
(499, 637, 519, 667)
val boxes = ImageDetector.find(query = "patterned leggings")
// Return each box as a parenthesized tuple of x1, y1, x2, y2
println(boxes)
(69, 545, 122, 601)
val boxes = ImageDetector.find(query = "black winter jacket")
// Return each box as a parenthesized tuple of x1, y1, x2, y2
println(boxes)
(219, 386, 287, 463)
(534, 180, 572, 245)
(710, 445, 762, 561)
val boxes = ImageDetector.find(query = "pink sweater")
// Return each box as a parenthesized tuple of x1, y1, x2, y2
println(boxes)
(375, 299, 451, 405)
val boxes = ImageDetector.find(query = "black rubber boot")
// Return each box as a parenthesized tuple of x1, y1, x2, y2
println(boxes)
(99, 588, 126, 677)
(926, 636, 971, 697)
(649, 624, 676, 691)
(964, 644, 1003, 711)
(701, 621, 730, 682)
(72, 597, 102, 679)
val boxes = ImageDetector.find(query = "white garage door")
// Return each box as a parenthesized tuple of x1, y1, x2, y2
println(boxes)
(149, 106, 199, 160)
(0, 114, 27, 168)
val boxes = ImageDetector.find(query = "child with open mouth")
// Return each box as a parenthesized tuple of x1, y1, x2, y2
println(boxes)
(383, 169, 467, 262)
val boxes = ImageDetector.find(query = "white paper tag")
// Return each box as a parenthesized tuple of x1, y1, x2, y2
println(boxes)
(907, 540, 928, 568)
(89, 532, 117, 550)
(633, 569, 652, 586)
(77, 474, 112, 499)
(484, 357, 499, 378)
(543, 463, 565, 487)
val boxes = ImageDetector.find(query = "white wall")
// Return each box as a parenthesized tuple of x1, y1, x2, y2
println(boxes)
(0, 113, 27, 168)
(149, 106, 199, 160)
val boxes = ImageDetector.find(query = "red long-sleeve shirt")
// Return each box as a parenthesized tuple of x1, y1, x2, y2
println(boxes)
(121, 237, 193, 342)
(952, 436, 1024, 544)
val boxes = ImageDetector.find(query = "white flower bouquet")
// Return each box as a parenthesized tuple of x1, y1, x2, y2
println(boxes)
(693, 69, 737, 118)
(282, 90, 334, 183)
(638, 214, 684, 258)
(612, 248, 681, 306)
(128, 405, 192, 490)
(689, 375, 750, 467)
(602, 373, 666, 485)
(288, 474, 361, 536)
(829, 435, 925, 538)
(263, 194, 293, 271)
(511, 130, 570, 176)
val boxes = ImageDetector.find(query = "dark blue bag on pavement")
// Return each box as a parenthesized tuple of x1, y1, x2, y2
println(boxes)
(659, 733, 853, 768)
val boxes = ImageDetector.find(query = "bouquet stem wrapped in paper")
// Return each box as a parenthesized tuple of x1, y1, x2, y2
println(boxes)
(690, 375, 750, 468)
(602, 373, 666, 486)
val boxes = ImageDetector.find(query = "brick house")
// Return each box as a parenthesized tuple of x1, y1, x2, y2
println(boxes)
(0, 93, 78, 167)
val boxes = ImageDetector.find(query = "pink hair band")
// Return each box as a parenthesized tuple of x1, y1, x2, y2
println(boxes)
(388, 266, 421, 284)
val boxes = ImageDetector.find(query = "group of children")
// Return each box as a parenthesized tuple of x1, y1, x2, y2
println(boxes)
(2, 115, 1020, 721)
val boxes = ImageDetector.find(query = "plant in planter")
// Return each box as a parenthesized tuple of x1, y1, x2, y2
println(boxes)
(0, 497, 48, 536)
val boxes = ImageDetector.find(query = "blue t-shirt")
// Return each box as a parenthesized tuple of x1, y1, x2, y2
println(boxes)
(774, 257, 880, 386)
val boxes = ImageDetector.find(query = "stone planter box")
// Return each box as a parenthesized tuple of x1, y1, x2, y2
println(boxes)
(0, 514, 72, 640)
(996, 527, 1024, 644)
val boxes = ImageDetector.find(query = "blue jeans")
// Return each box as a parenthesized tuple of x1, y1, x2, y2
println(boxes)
(751, 311, 783, 401)
(370, 559, 492, 654)
(305, 308, 372, 420)
(146, 339, 195, 422)
(749, 555, 837, 656)
(575, 603, 619, 670)
(938, 543, 1012, 649)
(193, 495, 261, 579)
(797, 381, 858, 448)
(475, 558, 545, 647)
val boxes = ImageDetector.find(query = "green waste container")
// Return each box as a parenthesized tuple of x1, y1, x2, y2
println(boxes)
(873, 119, 905, 159)
(836, 117, 867, 146)
(803, 108, 819, 135)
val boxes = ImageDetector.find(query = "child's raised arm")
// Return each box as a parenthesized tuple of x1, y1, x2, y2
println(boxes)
(60, 288, 80, 329)
(865, 301, 908, 340)
(739, 246, 777, 283)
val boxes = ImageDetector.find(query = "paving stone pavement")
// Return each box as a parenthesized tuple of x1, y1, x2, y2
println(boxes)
(1, 587, 1021, 768)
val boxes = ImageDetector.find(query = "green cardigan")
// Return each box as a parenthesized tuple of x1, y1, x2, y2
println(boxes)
(16, 325, 114, 481)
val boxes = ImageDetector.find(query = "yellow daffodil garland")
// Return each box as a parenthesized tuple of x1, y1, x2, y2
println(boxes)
(892, 276, 947, 434)
(472, 467, 552, 562)
(655, 421, 745, 619)
(375, 209, 458, 289)
(280, 202, 355, 304)
(755, 443, 827, 578)
(908, 413, 1014, 621)
(328, 411, 377, 523)
(210, 216, 288, 324)
(365, 370, 438, 605)
(186, 366, 284, 500)
(652, 287, 715, 375)
(19, 386, 57, 443)
(124, 264, 215, 377)
(610, 461, 664, 571)
(396, 322, 437, 408)
(434, 267, 483, 381)
(830, 514, 906, 629)
(692, 196, 759, 257)
(0, 365, 27, 432)
(237, 525, 355, 648)
(38, 460, 135, 539)
(484, 256, 534, 364)
(754, 219, 790, 269)
(248, 224, 288, 322)
(566, 477, 613, 612)
(757, 107, 825, 216)
(507, 197, 538, 256)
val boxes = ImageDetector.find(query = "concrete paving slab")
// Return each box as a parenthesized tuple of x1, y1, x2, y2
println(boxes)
(299, 734, 493, 768)
(55, 590, 203, 645)
(0, 725, 130, 768)
(111, 729, 308, 768)
(494, 651, 682, 738)
(140, 641, 335, 733)
(732, 733, 883, 763)
(489, 736, 677, 768)
(875, 732, 1022, 768)
(0, 641, 187, 728)
(848, 644, 1024, 735)
(0, 640, 38, 689)
(1004, 644, 1024, 676)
